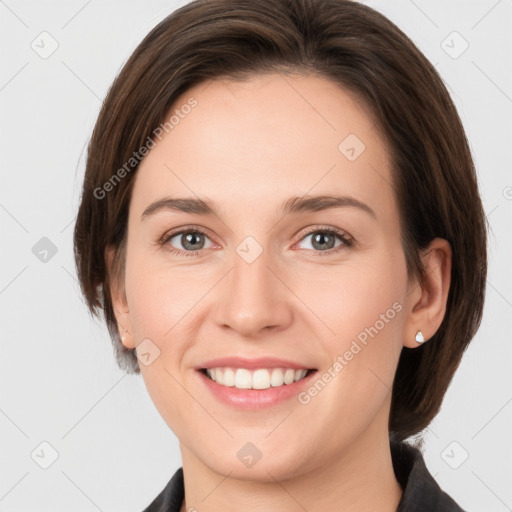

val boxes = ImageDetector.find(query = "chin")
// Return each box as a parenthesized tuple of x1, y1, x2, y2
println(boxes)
(201, 447, 310, 483)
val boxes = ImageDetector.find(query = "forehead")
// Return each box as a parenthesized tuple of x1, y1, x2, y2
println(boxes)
(131, 72, 395, 222)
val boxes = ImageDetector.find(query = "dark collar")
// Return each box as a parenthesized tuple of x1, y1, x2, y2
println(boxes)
(142, 440, 465, 511)
(391, 439, 465, 511)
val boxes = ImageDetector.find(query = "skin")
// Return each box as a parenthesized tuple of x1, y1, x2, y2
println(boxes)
(106, 72, 451, 512)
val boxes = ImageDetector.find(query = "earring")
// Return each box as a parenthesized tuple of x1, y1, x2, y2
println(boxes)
(415, 330, 425, 343)
(120, 326, 128, 342)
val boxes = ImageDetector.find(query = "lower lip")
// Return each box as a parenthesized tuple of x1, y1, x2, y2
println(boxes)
(197, 370, 317, 409)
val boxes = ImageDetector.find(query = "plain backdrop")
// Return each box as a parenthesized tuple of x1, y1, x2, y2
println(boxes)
(1, 0, 511, 510)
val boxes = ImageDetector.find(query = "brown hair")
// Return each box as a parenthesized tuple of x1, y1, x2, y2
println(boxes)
(73, 0, 487, 441)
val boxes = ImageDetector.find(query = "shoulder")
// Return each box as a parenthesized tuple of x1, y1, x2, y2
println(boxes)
(391, 438, 466, 512)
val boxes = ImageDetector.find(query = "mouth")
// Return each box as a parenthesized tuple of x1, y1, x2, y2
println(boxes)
(199, 367, 317, 390)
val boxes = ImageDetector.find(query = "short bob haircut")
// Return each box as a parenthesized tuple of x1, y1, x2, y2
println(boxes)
(73, 0, 487, 441)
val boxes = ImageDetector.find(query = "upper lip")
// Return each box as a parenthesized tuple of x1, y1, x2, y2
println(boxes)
(197, 356, 316, 370)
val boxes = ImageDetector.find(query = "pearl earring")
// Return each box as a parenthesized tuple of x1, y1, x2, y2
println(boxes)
(415, 331, 425, 343)
(120, 326, 128, 342)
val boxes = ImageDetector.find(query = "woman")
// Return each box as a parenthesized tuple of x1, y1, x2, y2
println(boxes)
(73, 0, 487, 510)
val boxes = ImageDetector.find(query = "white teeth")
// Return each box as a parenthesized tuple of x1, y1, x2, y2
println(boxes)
(223, 368, 235, 386)
(235, 369, 252, 389)
(295, 369, 307, 381)
(253, 369, 271, 390)
(205, 367, 309, 389)
(284, 368, 295, 385)
(270, 368, 284, 387)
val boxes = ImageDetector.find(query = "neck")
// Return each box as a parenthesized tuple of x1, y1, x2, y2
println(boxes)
(179, 410, 402, 512)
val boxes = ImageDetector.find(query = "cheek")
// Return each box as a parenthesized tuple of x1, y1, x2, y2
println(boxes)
(291, 252, 406, 346)
(124, 248, 207, 344)
(292, 251, 407, 401)
(123, 251, 213, 420)
(125, 267, 194, 434)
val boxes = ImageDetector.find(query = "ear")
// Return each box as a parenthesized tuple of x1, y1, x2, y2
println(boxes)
(403, 238, 452, 348)
(104, 245, 136, 349)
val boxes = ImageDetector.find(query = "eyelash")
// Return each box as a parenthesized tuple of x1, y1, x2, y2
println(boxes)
(158, 225, 354, 258)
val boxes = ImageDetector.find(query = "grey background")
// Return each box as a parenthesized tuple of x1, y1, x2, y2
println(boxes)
(1, 0, 511, 510)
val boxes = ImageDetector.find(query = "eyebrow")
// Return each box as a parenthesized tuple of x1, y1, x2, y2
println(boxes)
(141, 194, 377, 221)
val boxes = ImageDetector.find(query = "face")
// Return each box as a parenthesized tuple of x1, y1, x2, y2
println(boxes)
(115, 72, 414, 481)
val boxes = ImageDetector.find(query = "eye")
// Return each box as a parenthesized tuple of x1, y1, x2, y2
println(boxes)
(160, 227, 215, 257)
(159, 225, 354, 258)
(294, 226, 353, 256)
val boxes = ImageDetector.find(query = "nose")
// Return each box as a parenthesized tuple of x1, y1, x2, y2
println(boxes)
(213, 247, 293, 338)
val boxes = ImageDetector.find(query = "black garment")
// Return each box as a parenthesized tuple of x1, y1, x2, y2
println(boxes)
(142, 440, 465, 511)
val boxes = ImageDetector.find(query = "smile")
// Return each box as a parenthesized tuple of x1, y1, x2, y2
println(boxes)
(202, 367, 312, 389)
